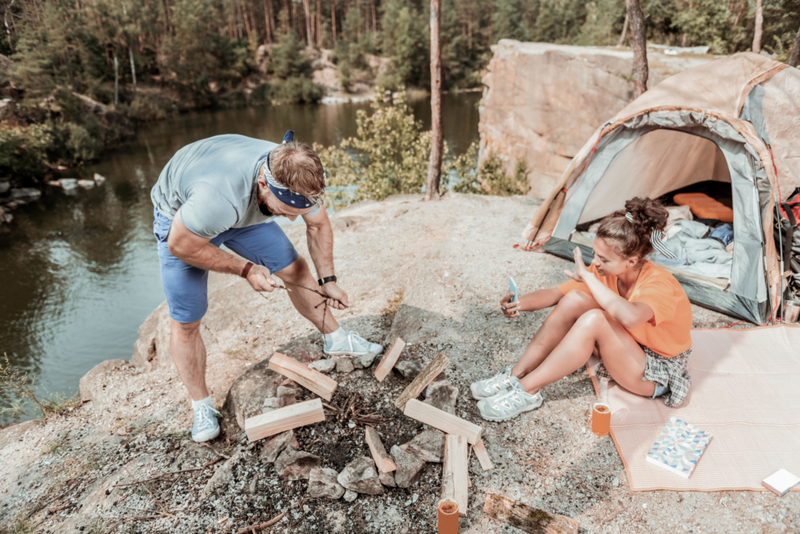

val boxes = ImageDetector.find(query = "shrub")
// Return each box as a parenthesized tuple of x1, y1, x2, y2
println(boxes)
(63, 122, 103, 163)
(250, 83, 272, 105)
(0, 123, 54, 184)
(449, 141, 529, 196)
(128, 94, 171, 121)
(270, 76, 323, 104)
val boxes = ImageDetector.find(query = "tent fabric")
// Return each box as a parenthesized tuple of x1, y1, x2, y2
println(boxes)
(522, 53, 800, 323)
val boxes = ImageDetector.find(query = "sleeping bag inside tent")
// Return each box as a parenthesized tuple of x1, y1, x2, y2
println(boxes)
(521, 53, 800, 324)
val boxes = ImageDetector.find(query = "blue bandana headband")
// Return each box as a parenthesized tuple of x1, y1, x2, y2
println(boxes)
(263, 130, 323, 209)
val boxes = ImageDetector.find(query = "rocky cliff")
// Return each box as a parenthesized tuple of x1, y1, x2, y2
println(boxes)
(2, 195, 790, 534)
(479, 41, 715, 198)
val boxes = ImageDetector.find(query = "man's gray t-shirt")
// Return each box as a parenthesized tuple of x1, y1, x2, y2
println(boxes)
(151, 134, 319, 239)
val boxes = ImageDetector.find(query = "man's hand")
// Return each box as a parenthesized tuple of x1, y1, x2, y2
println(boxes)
(246, 264, 277, 293)
(564, 247, 592, 283)
(319, 282, 349, 310)
(500, 291, 520, 318)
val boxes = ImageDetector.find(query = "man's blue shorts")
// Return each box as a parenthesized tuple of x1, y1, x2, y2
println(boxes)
(154, 208, 298, 323)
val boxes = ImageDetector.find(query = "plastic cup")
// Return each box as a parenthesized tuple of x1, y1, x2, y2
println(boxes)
(592, 402, 611, 436)
(438, 499, 459, 533)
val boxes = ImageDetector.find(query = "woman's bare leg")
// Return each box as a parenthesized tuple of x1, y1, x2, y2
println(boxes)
(518, 308, 657, 397)
(511, 290, 601, 379)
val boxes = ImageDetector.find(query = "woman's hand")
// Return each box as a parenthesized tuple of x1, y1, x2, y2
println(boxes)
(564, 247, 591, 283)
(500, 291, 520, 318)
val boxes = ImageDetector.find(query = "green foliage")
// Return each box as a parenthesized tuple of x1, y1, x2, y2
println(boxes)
(315, 87, 433, 208)
(380, 0, 428, 88)
(128, 93, 173, 121)
(269, 76, 323, 104)
(0, 124, 54, 184)
(250, 83, 273, 105)
(0, 354, 80, 421)
(450, 142, 529, 196)
(270, 31, 313, 79)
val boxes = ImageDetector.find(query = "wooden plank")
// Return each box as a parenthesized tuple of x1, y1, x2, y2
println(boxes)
(443, 434, 469, 516)
(483, 493, 579, 534)
(244, 398, 325, 442)
(394, 352, 449, 409)
(374, 338, 405, 382)
(268, 352, 338, 401)
(472, 439, 494, 471)
(403, 399, 482, 444)
(365, 426, 397, 473)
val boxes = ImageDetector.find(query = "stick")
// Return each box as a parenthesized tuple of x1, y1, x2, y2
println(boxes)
(365, 426, 397, 473)
(244, 398, 325, 441)
(394, 352, 449, 409)
(472, 439, 494, 471)
(403, 399, 482, 444)
(483, 493, 579, 534)
(268, 352, 338, 401)
(374, 338, 405, 382)
(443, 434, 469, 516)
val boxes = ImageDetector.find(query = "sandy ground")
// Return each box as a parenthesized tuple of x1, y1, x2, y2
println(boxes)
(0, 194, 797, 534)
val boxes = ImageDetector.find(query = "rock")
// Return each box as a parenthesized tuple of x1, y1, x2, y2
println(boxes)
(276, 386, 297, 407)
(308, 359, 337, 373)
(399, 430, 445, 463)
(78, 359, 132, 408)
(261, 397, 280, 413)
(343, 489, 358, 502)
(353, 352, 378, 369)
(59, 178, 79, 192)
(337, 457, 384, 495)
(274, 448, 321, 481)
(390, 445, 427, 489)
(260, 430, 297, 463)
(93, 173, 106, 185)
(0, 206, 11, 224)
(308, 467, 345, 499)
(0, 182, 10, 194)
(379, 470, 396, 488)
(423, 381, 458, 415)
(336, 357, 355, 374)
(395, 360, 424, 379)
(77, 179, 95, 189)
(222, 358, 283, 433)
(10, 188, 41, 202)
(479, 41, 711, 197)
(203, 451, 244, 495)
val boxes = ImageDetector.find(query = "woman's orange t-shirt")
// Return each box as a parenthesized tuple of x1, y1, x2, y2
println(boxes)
(557, 261, 692, 357)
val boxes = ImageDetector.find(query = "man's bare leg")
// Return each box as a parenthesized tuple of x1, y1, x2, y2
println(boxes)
(275, 256, 338, 334)
(511, 290, 600, 379)
(170, 319, 210, 401)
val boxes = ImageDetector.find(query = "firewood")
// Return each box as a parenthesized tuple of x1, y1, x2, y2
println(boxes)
(244, 399, 325, 441)
(374, 338, 406, 382)
(483, 493, 579, 534)
(472, 439, 494, 471)
(268, 352, 338, 401)
(365, 426, 397, 473)
(394, 352, 449, 409)
(403, 399, 482, 444)
(442, 434, 469, 516)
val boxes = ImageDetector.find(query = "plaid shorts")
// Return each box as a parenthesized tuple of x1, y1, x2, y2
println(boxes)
(596, 345, 692, 407)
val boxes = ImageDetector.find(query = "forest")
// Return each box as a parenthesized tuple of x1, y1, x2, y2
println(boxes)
(0, 0, 799, 182)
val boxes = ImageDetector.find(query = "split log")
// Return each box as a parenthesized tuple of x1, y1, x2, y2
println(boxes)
(403, 399, 482, 444)
(442, 434, 468, 516)
(374, 338, 405, 382)
(245, 398, 325, 441)
(268, 352, 338, 401)
(365, 426, 396, 473)
(483, 493, 579, 534)
(394, 352, 449, 409)
(472, 439, 494, 471)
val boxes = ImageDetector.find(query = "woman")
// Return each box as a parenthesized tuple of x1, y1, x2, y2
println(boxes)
(472, 197, 693, 422)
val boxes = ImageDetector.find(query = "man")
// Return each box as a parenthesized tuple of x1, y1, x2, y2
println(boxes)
(151, 131, 382, 442)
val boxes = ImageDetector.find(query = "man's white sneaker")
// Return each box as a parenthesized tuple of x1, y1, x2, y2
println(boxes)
(323, 331, 383, 357)
(192, 404, 221, 443)
(477, 385, 543, 422)
(470, 366, 517, 400)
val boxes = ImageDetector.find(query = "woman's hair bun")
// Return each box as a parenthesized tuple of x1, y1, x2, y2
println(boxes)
(623, 197, 668, 234)
(596, 196, 670, 259)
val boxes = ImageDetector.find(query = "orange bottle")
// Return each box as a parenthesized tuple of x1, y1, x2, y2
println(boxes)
(438, 499, 459, 533)
(592, 402, 611, 436)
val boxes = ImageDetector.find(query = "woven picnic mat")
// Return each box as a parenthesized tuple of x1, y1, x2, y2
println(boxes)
(588, 325, 800, 492)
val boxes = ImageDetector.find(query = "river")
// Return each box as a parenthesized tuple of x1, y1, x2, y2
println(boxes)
(0, 92, 481, 424)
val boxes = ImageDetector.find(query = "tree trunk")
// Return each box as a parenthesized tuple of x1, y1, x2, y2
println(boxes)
(330, 0, 336, 46)
(263, 0, 273, 43)
(790, 24, 800, 67)
(626, 0, 648, 97)
(114, 55, 119, 108)
(316, 0, 322, 47)
(129, 46, 136, 94)
(425, 0, 443, 202)
(752, 0, 763, 54)
(301, 0, 312, 46)
(617, 11, 628, 47)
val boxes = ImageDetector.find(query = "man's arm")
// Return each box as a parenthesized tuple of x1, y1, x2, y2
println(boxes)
(167, 210, 276, 292)
(302, 208, 349, 309)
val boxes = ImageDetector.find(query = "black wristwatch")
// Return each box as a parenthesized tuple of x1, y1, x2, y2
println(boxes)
(318, 275, 337, 286)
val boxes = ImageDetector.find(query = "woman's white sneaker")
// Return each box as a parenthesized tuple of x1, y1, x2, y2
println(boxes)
(477, 385, 543, 422)
(323, 330, 383, 357)
(470, 367, 517, 400)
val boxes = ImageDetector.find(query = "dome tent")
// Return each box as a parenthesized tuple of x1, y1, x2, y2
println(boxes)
(522, 53, 800, 324)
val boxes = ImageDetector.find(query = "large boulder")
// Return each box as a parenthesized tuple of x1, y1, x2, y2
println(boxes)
(479, 41, 713, 198)
(79, 359, 133, 408)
